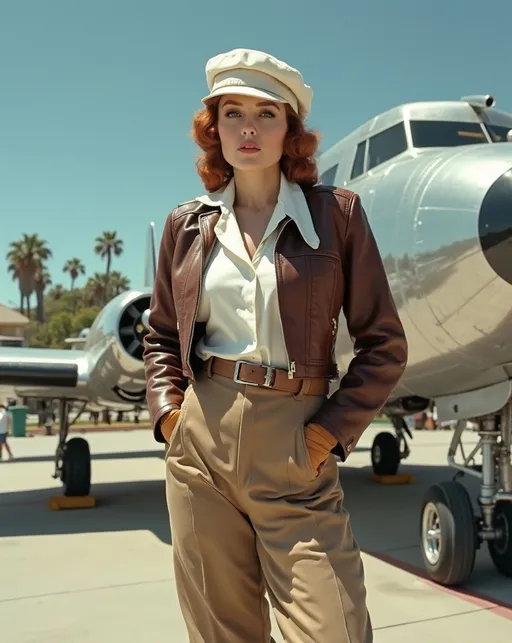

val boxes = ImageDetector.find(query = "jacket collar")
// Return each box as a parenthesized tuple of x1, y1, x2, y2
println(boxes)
(195, 173, 320, 249)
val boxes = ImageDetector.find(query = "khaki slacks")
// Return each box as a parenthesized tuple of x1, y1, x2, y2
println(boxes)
(165, 369, 372, 643)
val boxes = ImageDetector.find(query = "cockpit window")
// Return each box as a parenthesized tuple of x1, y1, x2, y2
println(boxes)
(485, 124, 512, 142)
(410, 120, 488, 147)
(367, 122, 407, 170)
(319, 164, 338, 185)
(350, 141, 366, 179)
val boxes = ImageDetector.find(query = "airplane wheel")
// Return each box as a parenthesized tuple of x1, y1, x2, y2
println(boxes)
(371, 432, 400, 475)
(488, 501, 512, 578)
(420, 481, 477, 586)
(61, 438, 91, 497)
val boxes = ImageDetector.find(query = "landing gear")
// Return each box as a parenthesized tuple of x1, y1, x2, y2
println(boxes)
(420, 481, 477, 585)
(371, 432, 400, 475)
(371, 417, 412, 475)
(61, 438, 91, 496)
(53, 400, 91, 496)
(420, 399, 512, 585)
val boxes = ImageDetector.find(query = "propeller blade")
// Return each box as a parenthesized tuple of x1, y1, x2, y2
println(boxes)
(125, 304, 140, 320)
(126, 339, 140, 356)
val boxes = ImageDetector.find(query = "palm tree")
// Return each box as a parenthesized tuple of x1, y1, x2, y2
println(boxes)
(85, 273, 109, 307)
(34, 268, 52, 322)
(109, 271, 130, 297)
(63, 258, 86, 289)
(94, 232, 123, 283)
(6, 234, 52, 318)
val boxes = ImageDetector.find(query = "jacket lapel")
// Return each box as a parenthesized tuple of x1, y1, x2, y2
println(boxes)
(198, 208, 221, 262)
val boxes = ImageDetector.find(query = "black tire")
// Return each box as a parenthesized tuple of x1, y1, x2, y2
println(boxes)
(371, 432, 400, 475)
(61, 437, 91, 496)
(420, 481, 477, 586)
(488, 501, 512, 578)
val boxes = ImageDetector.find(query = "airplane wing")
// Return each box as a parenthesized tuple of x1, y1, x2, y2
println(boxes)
(0, 346, 89, 396)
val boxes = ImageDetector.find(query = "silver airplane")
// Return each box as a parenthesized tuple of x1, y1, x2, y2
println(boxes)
(0, 223, 157, 497)
(1, 95, 510, 589)
(318, 95, 512, 587)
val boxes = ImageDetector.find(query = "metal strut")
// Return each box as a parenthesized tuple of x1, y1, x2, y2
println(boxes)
(391, 415, 412, 460)
(52, 400, 87, 480)
(500, 402, 512, 494)
(446, 398, 512, 542)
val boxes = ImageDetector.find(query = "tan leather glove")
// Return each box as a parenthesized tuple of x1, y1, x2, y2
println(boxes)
(160, 409, 180, 444)
(304, 422, 338, 472)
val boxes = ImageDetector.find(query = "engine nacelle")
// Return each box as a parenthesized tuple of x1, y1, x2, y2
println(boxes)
(85, 290, 151, 364)
(85, 290, 152, 407)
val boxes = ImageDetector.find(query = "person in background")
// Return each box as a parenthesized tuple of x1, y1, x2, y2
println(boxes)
(0, 403, 14, 460)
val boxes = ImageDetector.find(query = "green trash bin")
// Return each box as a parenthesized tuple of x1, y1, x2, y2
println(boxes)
(9, 405, 28, 438)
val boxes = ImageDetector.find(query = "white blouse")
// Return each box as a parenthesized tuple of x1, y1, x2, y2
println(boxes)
(194, 173, 320, 372)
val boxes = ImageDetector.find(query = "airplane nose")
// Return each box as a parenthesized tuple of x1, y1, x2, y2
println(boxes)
(478, 168, 512, 285)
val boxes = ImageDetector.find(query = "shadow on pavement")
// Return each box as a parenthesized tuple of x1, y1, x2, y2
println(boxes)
(4, 445, 371, 466)
(1, 457, 510, 611)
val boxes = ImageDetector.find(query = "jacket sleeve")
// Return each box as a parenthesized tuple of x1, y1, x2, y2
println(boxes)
(143, 210, 188, 442)
(310, 193, 408, 460)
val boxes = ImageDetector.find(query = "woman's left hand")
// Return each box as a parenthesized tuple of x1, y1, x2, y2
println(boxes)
(160, 409, 180, 444)
(304, 422, 338, 472)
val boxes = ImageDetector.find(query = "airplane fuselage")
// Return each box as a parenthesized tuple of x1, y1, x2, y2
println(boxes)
(319, 97, 512, 417)
(335, 144, 512, 401)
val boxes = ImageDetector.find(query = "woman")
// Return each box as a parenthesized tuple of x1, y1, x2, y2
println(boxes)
(143, 48, 408, 643)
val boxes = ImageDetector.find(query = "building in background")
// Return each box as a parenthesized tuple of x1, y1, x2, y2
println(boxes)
(0, 304, 30, 347)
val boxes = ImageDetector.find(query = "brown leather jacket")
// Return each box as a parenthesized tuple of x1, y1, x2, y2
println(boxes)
(143, 185, 408, 459)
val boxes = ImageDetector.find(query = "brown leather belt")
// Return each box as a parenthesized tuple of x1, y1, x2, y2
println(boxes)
(204, 357, 329, 396)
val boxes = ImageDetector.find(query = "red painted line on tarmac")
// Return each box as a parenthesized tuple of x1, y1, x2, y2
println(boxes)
(367, 550, 512, 622)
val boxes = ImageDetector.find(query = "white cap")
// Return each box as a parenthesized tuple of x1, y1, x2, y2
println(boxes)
(202, 48, 313, 119)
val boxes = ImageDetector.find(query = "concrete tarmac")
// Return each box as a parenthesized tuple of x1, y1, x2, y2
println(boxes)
(1, 424, 511, 641)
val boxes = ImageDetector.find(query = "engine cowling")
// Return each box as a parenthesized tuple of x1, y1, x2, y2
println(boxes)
(84, 290, 153, 407)
(86, 290, 152, 365)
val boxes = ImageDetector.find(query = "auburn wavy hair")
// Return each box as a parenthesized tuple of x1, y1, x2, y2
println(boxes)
(191, 97, 320, 193)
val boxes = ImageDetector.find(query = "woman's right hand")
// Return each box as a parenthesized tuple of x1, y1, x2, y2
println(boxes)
(160, 409, 180, 443)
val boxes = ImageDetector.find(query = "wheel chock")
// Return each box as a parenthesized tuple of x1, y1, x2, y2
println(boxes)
(371, 473, 415, 485)
(48, 495, 96, 510)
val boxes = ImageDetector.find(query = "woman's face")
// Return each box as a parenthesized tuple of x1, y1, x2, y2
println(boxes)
(216, 94, 288, 173)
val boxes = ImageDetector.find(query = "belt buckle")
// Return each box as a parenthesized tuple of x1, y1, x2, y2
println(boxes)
(233, 360, 275, 388)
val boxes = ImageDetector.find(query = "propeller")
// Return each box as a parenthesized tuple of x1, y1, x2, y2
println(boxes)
(118, 296, 151, 360)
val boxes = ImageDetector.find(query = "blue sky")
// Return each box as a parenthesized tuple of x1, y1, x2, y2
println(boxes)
(1, 0, 511, 307)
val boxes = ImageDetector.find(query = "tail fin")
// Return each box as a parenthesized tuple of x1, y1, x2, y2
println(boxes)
(144, 222, 157, 289)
